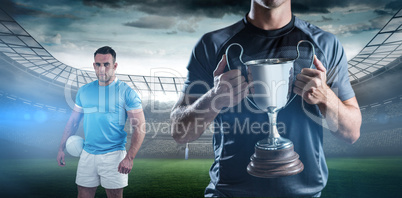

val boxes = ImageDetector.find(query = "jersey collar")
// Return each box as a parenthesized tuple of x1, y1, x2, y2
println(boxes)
(243, 14, 295, 38)
(97, 77, 118, 87)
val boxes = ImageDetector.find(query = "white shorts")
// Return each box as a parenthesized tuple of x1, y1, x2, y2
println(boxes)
(76, 150, 128, 189)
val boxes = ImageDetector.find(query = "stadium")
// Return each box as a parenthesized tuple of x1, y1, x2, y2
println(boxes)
(0, 6, 402, 198)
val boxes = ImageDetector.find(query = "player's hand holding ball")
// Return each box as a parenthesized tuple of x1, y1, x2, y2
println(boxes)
(57, 135, 84, 167)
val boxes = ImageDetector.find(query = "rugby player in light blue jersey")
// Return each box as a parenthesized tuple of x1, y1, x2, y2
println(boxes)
(57, 46, 145, 198)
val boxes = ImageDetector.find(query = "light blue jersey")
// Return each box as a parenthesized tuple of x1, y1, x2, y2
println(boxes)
(75, 78, 142, 154)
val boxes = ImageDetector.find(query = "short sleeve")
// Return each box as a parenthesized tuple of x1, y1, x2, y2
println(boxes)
(182, 37, 215, 96)
(75, 87, 83, 109)
(326, 39, 355, 101)
(125, 88, 142, 111)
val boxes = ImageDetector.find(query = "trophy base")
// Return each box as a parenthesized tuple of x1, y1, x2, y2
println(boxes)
(247, 145, 304, 178)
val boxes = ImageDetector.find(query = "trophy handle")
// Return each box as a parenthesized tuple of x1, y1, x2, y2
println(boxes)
(225, 40, 315, 70)
(225, 43, 246, 71)
(225, 43, 260, 109)
(224, 41, 316, 112)
(295, 40, 315, 69)
(283, 40, 316, 109)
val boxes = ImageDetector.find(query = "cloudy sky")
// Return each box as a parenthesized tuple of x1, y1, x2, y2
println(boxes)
(1, 0, 401, 77)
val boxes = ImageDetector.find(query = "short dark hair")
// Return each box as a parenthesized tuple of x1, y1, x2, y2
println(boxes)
(94, 46, 116, 62)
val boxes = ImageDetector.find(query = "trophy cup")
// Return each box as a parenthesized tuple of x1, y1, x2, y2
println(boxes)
(225, 40, 315, 178)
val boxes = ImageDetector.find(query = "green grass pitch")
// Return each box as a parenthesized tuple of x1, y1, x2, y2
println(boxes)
(0, 157, 401, 197)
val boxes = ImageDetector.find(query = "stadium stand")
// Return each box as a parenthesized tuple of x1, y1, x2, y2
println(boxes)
(0, 8, 401, 159)
(1, 85, 402, 159)
(324, 95, 402, 157)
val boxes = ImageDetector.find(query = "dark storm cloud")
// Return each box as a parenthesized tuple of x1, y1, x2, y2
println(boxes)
(323, 15, 391, 35)
(374, 9, 394, 16)
(1, 0, 79, 19)
(82, 0, 398, 17)
(166, 31, 178, 35)
(83, 0, 249, 18)
(292, 0, 400, 14)
(82, 0, 123, 8)
(316, 16, 335, 23)
(1, 0, 41, 15)
(123, 15, 200, 33)
(385, 0, 402, 10)
(123, 16, 176, 29)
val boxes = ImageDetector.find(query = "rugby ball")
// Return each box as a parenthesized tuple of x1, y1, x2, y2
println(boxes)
(66, 135, 84, 157)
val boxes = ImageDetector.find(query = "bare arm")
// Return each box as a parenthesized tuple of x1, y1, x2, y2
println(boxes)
(118, 109, 146, 174)
(318, 95, 361, 143)
(171, 91, 223, 144)
(57, 106, 83, 166)
(294, 56, 361, 143)
(171, 55, 248, 144)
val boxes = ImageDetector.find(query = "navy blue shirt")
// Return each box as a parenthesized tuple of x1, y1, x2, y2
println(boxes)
(183, 15, 354, 197)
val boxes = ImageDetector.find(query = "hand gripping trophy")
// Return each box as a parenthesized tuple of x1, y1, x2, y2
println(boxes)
(226, 40, 315, 178)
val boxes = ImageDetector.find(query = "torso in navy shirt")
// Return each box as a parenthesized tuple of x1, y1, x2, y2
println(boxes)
(183, 15, 354, 197)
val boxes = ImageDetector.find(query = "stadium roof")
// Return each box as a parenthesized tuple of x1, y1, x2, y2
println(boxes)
(0, 8, 401, 94)
(348, 9, 402, 85)
(0, 8, 185, 96)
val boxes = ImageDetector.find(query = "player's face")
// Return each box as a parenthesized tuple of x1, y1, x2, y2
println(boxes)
(93, 53, 117, 85)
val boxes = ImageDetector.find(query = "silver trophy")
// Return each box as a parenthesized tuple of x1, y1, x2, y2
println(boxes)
(226, 40, 315, 178)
